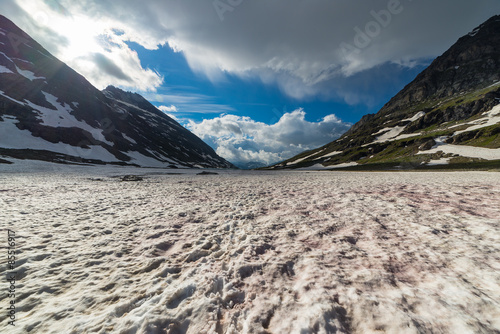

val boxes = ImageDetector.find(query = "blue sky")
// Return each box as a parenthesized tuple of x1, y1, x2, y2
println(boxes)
(132, 41, 428, 125)
(4, 0, 500, 167)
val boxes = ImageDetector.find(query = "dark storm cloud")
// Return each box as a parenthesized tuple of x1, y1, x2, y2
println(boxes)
(54, 0, 499, 98)
(5, 0, 500, 100)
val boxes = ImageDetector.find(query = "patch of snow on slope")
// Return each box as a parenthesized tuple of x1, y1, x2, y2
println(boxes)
(486, 81, 500, 89)
(418, 136, 500, 160)
(426, 157, 451, 166)
(0, 64, 13, 73)
(329, 161, 359, 168)
(319, 151, 342, 158)
(367, 111, 426, 145)
(15, 65, 45, 81)
(393, 132, 422, 141)
(26, 92, 114, 146)
(126, 150, 174, 168)
(373, 126, 407, 143)
(298, 161, 359, 170)
(0, 90, 25, 105)
(297, 163, 328, 170)
(0, 116, 119, 162)
(402, 111, 425, 123)
(122, 133, 137, 144)
(287, 151, 320, 165)
(453, 104, 500, 135)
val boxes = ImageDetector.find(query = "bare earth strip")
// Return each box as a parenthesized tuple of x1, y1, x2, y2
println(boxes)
(0, 171, 499, 333)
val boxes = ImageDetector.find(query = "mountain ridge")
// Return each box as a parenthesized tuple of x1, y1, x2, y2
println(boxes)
(267, 15, 500, 170)
(0, 15, 234, 169)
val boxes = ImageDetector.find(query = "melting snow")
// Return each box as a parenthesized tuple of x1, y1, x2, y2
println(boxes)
(0, 171, 499, 333)
(25, 92, 114, 146)
(0, 64, 13, 73)
(418, 136, 500, 160)
(366, 111, 425, 145)
(373, 126, 407, 142)
(426, 157, 451, 166)
(393, 132, 422, 141)
(319, 151, 343, 158)
(126, 150, 176, 168)
(122, 133, 137, 144)
(329, 161, 359, 168)
(287, 152, 319, 165)
(15, 65, 45, 81)
(453, 104, 500, 135)
(0, 90, 25, 105)
(0, 117, 119, 162)
(402, 111, 425, 123)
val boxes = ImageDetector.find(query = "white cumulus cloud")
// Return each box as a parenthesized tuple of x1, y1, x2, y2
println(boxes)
(187, 109, 351, 168)
(158, 105, 178, 113)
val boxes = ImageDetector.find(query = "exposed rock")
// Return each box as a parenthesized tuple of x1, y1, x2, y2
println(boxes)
(419, 139, 436, 151)
(120, 175, 144, 182)
(197, 171, 219, 175)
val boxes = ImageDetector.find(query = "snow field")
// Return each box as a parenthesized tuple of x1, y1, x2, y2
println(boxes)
(0, 171, 499, 333)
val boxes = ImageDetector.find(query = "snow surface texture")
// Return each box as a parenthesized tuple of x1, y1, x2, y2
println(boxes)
(1, 170, 500, 333)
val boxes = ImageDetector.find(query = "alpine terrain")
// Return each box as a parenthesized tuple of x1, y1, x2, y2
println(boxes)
(0, 15, 233, 169)
(269, 15, 500, 170)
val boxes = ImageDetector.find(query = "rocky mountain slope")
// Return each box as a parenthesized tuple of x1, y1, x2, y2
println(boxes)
(0, 15, 233, 168)
(268, 15, 500, 170)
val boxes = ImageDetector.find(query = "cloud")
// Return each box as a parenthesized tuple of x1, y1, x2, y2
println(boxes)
(158, 105, 178, 113)
(146, 93, 236, 115)
(6, 0, 500, 101)
(187, 109, 351, 167)
(7, 0, 163, 91)
(92, 53, 131, 81)
(158, 105, 179, 121)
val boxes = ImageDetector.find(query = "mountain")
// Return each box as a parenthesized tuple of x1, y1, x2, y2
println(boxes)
(267, 15, 500, 170)
(0, 15, 233, 169)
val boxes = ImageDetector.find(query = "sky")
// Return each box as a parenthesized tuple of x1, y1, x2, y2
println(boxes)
(2, 0, 499, 168)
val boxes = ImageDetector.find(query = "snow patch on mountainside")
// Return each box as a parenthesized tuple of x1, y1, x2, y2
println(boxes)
(287, 152, 319, 165)
(402, 111, 426, 123)
(426, 157, 451, 166)
(373, 126, 407, 143)
(418, 136, 500, 160)
(329, 161, 359, 168)
(0, 116, 119, 162)
(453, 104, 500, 135)
(297, 161, 359, 170)
(319, 151, 343, 158)
(15, 65, 45, 81)
(0, 90, 24, 105)
(122, 133, 137, 144)
(125, 150, 178, 168)
(25, 92, 114, 146)
(0, 64, 13, 73)
(365, 112, 426, 146)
